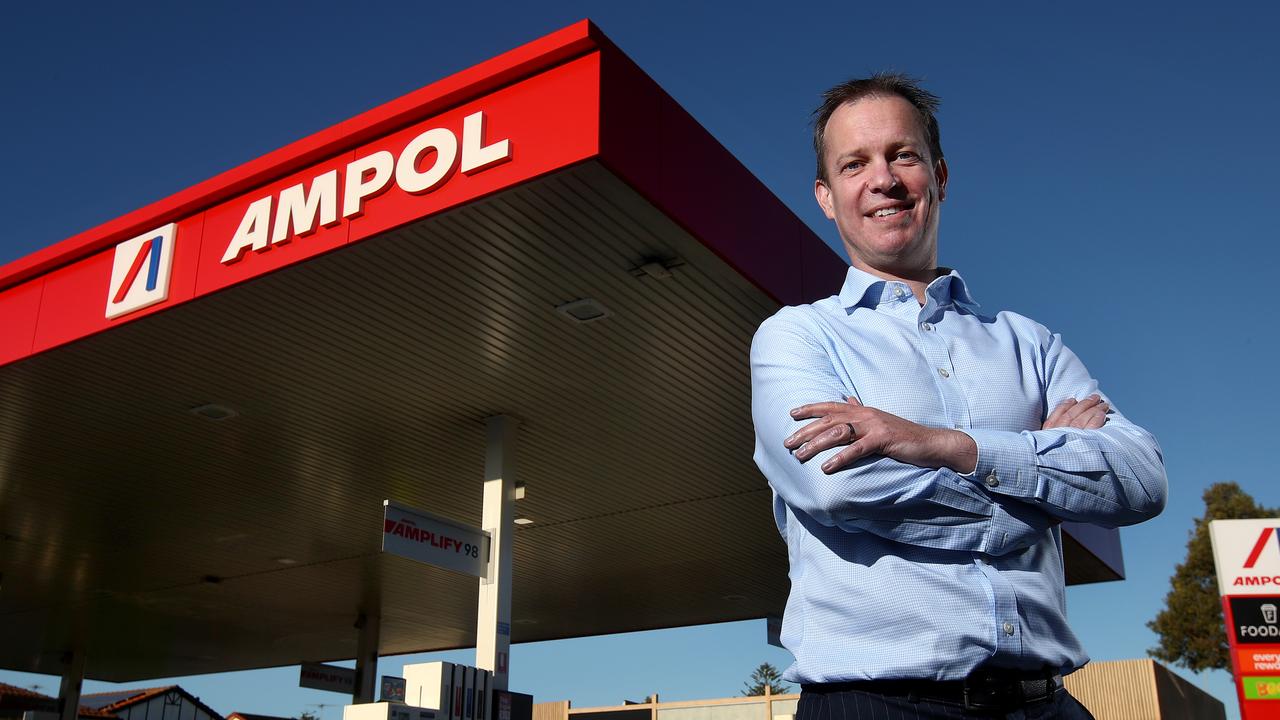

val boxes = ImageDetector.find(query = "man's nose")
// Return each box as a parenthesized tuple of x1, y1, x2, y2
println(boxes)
(867, 159, 899, 193)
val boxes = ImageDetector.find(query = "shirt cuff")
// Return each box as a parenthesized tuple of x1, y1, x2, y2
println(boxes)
(959, 428, 1039, 500)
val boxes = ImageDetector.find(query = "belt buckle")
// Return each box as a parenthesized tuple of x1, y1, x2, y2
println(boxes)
(961, 672, 1017, 712)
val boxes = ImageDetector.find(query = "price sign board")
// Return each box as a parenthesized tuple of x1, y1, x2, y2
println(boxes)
(383, 500, 490, 578)
(300, 662, 355, 693)
(1211, 519, 1280, 719)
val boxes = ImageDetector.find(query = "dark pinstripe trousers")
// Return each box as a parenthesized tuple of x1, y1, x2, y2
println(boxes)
(795, 686, 1096, 720)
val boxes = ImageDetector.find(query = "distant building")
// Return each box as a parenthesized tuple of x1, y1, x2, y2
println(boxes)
(535, 660, 1226, 720)
(79, 687, 223, 720)
(0, 682, 130, 720)
(226, 713, 296, 720)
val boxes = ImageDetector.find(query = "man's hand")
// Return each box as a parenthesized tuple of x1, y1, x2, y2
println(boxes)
(783, 394, 1111, 476)
(784, 398, 978, 475)
(1043, 395, 1109, 429)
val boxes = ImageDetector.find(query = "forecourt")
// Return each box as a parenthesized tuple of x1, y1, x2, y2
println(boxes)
(0, 20, 1127, 688)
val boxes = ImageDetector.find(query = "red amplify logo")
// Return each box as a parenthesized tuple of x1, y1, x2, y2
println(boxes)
(1244, 527, 1280, 568)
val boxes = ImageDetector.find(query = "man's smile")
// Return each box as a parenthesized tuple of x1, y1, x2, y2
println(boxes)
(867, 202, 914, 220)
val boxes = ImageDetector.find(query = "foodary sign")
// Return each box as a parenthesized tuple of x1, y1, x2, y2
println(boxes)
(383, 500, 490, 578)
(1210, 519, 1280, 718)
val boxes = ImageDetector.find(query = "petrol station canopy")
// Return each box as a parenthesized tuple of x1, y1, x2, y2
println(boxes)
(0, 21, 1127, 682)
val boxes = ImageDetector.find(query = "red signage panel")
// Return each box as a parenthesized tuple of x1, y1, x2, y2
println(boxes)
(32, 214, 204, 354)
(195, 153, 355, 296)
(2, 49, 600, 366)
(0, 278, 42, 365)
(346, 53, 600, 244)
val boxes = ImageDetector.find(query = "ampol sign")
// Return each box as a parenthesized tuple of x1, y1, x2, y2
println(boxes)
(1211, 518, 1280, 718)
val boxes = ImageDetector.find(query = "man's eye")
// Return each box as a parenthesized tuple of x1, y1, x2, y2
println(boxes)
(842, 161, 863, 172)
(895, 151, 919, 162)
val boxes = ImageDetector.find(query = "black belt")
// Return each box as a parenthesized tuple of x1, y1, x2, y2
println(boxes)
(801, 670, 1063, 712)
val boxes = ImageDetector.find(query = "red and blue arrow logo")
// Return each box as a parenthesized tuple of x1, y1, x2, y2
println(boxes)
(1243, 527, 1280, 569)
(111, 234, 164, 304)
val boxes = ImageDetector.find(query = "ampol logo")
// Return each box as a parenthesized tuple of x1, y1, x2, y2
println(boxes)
(1245, 527, 1280, 569)
(105, 223, 176, 319)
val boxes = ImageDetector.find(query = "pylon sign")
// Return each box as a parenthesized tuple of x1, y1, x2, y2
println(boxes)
(1211, 519, 1280, 718)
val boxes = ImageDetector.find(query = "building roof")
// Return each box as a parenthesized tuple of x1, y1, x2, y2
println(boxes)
(82, 685, 223, 720)
(0, 682, 118, 718)
(0, 19, 1125, 682)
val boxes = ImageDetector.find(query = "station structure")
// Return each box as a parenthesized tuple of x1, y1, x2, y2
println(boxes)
(0, 19, 1129, 718)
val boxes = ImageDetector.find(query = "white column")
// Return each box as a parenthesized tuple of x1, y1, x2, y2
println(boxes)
(353, 612, 381, 702)
(476, 415, 516, 692)
(57, 648, 85, 720)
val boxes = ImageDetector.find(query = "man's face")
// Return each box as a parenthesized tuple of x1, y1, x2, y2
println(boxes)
(814, 95, 948, 277)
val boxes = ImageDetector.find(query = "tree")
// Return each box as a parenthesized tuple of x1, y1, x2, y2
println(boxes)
(1147, 482, 1278, 674)
(742, 662, 791, 696)
(299, 711, 321, 720)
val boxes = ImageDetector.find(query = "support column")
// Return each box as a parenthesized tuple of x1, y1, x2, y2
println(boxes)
(353, 612, 381, 703)
(57, 648, 85, 720)
(476, 415, 517, 692)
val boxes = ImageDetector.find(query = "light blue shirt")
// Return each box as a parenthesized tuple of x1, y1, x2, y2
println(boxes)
(750, 266, 1167, 683)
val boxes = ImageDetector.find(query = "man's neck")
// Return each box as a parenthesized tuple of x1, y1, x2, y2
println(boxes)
(850, 259, 941, 305)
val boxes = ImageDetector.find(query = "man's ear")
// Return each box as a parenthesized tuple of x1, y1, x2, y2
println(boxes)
(935, 157, 949, 202)
(814, 178, 836, 220)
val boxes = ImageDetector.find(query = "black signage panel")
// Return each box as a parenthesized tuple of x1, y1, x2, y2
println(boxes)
(1230, 596, 1280, 645)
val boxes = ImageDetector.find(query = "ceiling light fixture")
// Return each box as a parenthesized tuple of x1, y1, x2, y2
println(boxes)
(190, 403, 238, 421)
(555, 298, 610, 324)
(514, 517, 534, 525)
(628, 256, 684, 280)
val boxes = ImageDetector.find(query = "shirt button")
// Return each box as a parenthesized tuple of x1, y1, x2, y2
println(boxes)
(985, 471, 1000, 488)
(921, 322, 933, 331)
(938, 368, 950, 378)
(1003, 622, 1015, 636)
(893, 286, 905, 298)
(954, 424, 963, 429)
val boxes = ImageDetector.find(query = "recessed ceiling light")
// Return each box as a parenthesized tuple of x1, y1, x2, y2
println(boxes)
(274, 557, 298, 565)
(514, 517, 534, 525)
(555, 298, 610, 324)
(190, 403, 238, 421)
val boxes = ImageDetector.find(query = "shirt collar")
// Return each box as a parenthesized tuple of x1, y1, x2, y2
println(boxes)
(836, 265, 981, 310)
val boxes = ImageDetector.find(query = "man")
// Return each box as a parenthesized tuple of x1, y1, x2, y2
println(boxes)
(750, 75, 1167, 719)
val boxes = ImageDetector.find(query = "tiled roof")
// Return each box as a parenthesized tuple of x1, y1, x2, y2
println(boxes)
(81, 685, 223, 720)
(82, 686, 175, 711)
(0, 682, 119, 718)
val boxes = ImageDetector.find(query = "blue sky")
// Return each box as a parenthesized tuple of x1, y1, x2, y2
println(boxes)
(2, 1, 1277, 718)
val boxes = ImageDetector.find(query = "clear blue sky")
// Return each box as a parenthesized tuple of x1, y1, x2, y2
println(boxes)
(2, 2, 1276, 718)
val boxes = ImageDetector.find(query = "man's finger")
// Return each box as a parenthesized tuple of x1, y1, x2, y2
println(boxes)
(1060, 395, 1101, 424)
(785, 416, 837, 449)
(821, 440, 871, 474)
(1071, 402, 1109, 429)
(793, 421, 857, 461)
(790, 401, 853, 420)
(1043, 398, 1076, 428)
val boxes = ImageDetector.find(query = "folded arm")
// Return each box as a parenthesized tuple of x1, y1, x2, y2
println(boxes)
(958, 333, 1168, 527)
(751, 311, 1052, 556)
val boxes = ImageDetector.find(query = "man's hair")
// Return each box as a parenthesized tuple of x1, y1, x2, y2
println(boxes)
(812, 73, 943, 181)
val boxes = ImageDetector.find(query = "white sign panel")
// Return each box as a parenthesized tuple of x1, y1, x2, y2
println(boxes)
(383, 500, 490, 578)
(1210, 518, 1280, 595)
(300, 662, 355, 693)
(106, 223, 177, 319)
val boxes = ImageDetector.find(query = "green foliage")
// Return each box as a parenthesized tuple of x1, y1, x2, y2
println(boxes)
(299, 711, 321, 720)
(742, 662, 791, 696)
(1147, 482, 1278, 674)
